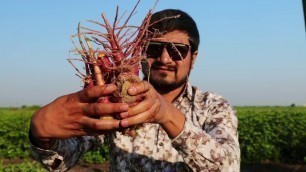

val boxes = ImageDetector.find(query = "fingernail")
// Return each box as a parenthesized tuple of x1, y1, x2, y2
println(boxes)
(120, 120, 129, 127)
(120, 112, 129, 118)
(120, 104, 129, 111)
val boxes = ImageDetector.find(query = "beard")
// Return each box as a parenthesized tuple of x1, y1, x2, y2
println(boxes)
(142, 60, 190, 93)
(149, 73, 188, 93)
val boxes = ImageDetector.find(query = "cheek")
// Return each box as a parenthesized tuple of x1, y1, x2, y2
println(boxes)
(177, 60, 190, 72)
(177, 60, 191, 74)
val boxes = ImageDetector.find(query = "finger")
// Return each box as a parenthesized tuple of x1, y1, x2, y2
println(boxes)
(81, 103, 129, 117)
(126, 97, 156, 117)
(128, 81, 150, 96)
(77, 84, 117, 102)
(71, 128, 109, 137)
(80, 116, 121, 130)
(120, 102, 160, 127)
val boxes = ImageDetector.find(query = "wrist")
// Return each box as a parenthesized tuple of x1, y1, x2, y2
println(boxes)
(159, 106, 186, 138)
(30, 112, 56, 149)
(29, 127, 56, 149)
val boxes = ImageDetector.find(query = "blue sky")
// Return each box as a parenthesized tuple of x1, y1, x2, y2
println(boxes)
(0, 0, 305, 107)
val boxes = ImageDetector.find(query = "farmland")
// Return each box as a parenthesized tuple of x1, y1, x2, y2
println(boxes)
(0, 106, 306, 171)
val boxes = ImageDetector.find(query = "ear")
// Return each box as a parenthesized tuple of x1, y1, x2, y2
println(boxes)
(191, 51, 198, 69)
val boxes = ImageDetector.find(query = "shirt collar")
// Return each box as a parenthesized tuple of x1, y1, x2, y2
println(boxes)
(174, 82, 194, 104)
(185, 82, 194, 101)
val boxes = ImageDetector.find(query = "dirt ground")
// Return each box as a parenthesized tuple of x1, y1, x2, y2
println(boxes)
(69, 163, 109, 172)
(241, 162, 306, 172)
(65, 162, 306, 172)
(3, 159, 306, 172)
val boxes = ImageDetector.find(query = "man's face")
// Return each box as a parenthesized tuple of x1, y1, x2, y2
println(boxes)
(142, 30, 197, 92)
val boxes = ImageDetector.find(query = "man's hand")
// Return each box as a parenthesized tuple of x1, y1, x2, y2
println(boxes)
(30, 84, 129, 148)
(118, 81, 186, 138)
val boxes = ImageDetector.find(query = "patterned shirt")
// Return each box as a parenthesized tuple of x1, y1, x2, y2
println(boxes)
(31, 83, 240, 171)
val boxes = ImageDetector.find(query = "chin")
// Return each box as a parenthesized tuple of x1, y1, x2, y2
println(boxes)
(149, 75, 186, 92)
(151, 73, 172, 84)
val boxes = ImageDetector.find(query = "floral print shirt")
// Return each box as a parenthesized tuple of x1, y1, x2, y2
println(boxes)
(31, 83, 240, 171)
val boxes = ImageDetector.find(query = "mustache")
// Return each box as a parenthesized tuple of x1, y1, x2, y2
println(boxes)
(150, 61, 176, 71)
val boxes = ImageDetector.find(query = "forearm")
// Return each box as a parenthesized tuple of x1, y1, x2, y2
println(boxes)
(167, 94, 240, 171)
(29, 126, 56, 150)
(171, 120, 240, 171)
(31, 139, 78, 171)
(159, 104, 239, 171)
(160, 105, 186, 138)
(30, 135, 101, 171)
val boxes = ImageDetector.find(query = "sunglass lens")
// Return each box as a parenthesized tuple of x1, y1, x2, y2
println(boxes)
(167, 44, 189, 61)
(146, 43, 162, 58)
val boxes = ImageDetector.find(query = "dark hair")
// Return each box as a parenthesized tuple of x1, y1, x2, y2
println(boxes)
(148, 9, 200, 53)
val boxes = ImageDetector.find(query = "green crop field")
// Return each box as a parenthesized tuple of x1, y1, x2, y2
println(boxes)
(1, 106, 306, 171)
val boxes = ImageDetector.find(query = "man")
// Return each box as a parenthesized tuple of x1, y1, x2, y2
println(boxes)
(30, 9, 240, 171)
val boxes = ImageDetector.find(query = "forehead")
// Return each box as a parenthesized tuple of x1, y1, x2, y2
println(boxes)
(152, 30, 190, 44)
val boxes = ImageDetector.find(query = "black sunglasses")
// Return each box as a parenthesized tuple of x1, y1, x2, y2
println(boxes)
(145, 41, 191, 61)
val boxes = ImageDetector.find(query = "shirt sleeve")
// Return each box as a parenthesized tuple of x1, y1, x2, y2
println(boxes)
(30, 135, 104, 171)
(171, 95, 240, 172)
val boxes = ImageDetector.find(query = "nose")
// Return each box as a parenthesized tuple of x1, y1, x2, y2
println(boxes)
(157, 47, 172, 64)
